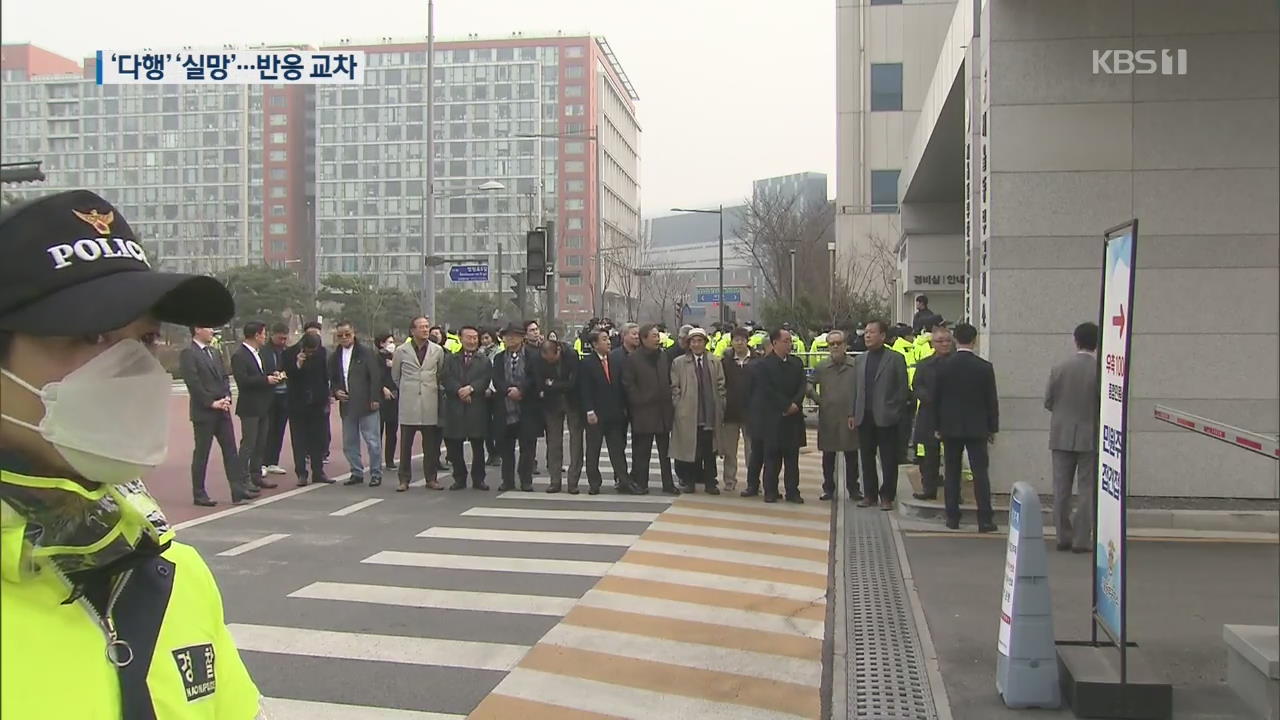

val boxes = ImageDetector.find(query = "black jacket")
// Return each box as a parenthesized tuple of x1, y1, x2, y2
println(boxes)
(578, 352, 628, 426)
(283, 342, 330, 410)
(532, 351, 580, 413)
(721, 351, 757, 425)
(328, 341, 383, 418)
(230, 343, 273, 418)
(749, 353, 808, 451)
(931, 349, 1000, 439)
(179, 342, 231, 423)
(910, 353, 946, 443)
(489, 347, 540, 436)
(441, 350, 493, 440)
(622, 346, 674, 434)
(376, 348, 397, 401)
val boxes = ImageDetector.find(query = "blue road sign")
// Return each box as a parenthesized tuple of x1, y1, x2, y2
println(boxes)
(695, 290, 742, 304)
(449, 265, 489, 282)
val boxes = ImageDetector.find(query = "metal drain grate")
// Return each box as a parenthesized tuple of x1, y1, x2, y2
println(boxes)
(844, 507, 938, 719)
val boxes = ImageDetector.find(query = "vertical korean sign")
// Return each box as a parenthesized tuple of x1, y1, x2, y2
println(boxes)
(997, 497, 1022, 656)
(1094, 220, 1137, 646)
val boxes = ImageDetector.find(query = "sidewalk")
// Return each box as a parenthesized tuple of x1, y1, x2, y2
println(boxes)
(831, 493, 1280, 719)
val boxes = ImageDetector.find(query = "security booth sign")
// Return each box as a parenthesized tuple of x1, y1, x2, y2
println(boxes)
(996, 483, 1060, 708)
(1094, 220, 1137, 649)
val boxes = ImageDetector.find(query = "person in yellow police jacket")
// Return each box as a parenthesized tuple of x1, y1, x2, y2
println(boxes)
(0, 191, 260, 719)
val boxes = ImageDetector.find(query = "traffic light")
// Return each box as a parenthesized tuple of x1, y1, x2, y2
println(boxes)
(526, 228, 547, 289)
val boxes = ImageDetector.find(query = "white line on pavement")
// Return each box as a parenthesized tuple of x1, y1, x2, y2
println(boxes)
(216, 533, 290, 557)
(229, 623, 529, 672)
(578, 590, 825, 640)
(539, 623, 823, 687)
(609, 563, 828, 604)
(494, 490, 674, 505)
(330, 498, 384, 516)
(288, 581, 577, 617)
(417, 527, 639, 547)
(648, 519, 830, 550)
(461, 507, 660, 523)
(491, 669, 812, 720)
(363, 550, 614, 577)
(260, 697, 465, 720)
(628, 539, 829, 575)
(663, 505, 829, 529)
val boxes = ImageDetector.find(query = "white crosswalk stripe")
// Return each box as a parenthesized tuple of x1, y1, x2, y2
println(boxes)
(207, 428, 830, 718)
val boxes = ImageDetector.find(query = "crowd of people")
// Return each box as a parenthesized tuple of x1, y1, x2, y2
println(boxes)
(183, 293, 1099, 541)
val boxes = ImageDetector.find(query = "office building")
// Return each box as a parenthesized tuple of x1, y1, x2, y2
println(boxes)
(837, 0, 1279, 498)
(315, 34, 641, 324)
(0, 44, 316, 281)
(641, 205, 754, 325)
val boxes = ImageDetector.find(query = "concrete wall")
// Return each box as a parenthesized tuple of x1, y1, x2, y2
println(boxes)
(984, 0, 1280, 498)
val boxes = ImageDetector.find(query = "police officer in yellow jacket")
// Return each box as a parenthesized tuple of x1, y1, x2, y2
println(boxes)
(0, 191, 260, 719)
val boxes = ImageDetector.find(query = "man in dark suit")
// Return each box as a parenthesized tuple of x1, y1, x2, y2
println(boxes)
(533, 336, 584, 494)
(283, 331, 332, 486)
(754, 329, 808, 503)
(622, 324, 678, 496)
(489, 323, 540, 491)
(848, 319, 910, 510)
(231, 321, 282, 493)
(580, 330, 630, 495)
(1045, 321, 1099, 552)
(930, 322, 999, 532)
(329, 321, 384, 486)
(261, 323, 291, 478)
(180, 326, 256, 505)
(910, 326, 955, 500)
(441, 326, 493, 491)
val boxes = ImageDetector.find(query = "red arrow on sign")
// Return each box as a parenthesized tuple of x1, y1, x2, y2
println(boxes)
(1112, 303, 1126, 337)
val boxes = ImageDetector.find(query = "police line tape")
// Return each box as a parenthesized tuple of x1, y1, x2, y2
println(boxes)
(1153, 404, 1279, 460)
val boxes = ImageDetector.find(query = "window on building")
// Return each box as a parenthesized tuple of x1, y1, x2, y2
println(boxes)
(565, 45, 585, 58)
(566, 294, 582, 305)
(565, 65, 584, 79)
(566, 217, 583, 230)
(270, 168, 287, 180)
(566, 276, 582, 286)
(567, 255, 583, 267)
(565, 141, 585, 155)
(870, 63, 903, 111)
(270, 150, 287, 162)
(565, 180, 585, 193)
(269, 113, 288, 126)
(565, 198, 585, 210)
(564, 160, 585, 173)
(269, 222, 287, 235)
(564, 85, 583, 98)
(271, 204, 286, 217)
(270, 132, 287, 144)
(870, 170, 900, 213)
(270, 186, 287, 198)
(269, 95, 287, 106)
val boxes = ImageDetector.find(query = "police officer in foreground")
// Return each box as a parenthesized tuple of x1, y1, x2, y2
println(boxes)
(0, 191, 260, 717)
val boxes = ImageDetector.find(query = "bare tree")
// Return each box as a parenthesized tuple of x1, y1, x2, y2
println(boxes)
(638, 263, 695, 326)
(600, 227, 643, 320)
(733, 193, 835, 303)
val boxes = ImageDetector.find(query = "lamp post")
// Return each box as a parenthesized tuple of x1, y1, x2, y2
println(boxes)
(827, 240, 837, 324)
(670, 205, 724, 324)
(420, 0, 436, 317)
(789, 248, 797, 305)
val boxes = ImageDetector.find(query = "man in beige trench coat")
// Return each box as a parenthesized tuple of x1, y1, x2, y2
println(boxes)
(392, 315, 447, 491)
(670, 327, 727, 494)
(810, 330, 863, 501)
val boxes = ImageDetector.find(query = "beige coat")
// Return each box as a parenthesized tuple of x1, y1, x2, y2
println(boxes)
(810, 357, 859, 451)
(669, 352, 726, 462)
(392, 340, 445, 426)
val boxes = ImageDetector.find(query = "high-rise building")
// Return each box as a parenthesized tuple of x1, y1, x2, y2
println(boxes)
(0, 44, 316, 281)
(313, 34, 641, 324)
(837, 0, 1279, 499)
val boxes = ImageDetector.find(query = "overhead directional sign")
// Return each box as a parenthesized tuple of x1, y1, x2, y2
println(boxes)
(449, 265, 489, 283)
(696, 290, 741, 304)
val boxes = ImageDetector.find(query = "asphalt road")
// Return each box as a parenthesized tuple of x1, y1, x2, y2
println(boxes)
(178, 429, 834, 719)
(904, 532, 1280, 719)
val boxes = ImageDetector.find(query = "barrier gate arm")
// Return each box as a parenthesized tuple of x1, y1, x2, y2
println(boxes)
(1153, 404, 1279, 460)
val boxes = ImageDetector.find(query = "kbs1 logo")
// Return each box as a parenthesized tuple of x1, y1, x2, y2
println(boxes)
(1092, 48, 1188, 75)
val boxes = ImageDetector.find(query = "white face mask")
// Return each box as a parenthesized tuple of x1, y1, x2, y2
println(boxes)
(2, 339, 172, 485)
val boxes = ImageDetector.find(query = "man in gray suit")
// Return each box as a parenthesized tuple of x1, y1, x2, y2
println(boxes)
(1045, 322, 1100, 553)
(848, 319, 910, 510)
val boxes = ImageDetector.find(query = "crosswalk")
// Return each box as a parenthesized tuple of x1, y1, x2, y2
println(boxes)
(224, 435, 833, 719)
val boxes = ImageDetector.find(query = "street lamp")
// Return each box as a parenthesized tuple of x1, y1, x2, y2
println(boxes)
(670, 206, 724, 324)
(788, 248, 797, 305)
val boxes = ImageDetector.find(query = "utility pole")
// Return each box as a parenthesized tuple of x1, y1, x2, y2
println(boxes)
(545, 218, 557, 332)
(717, 203, 724, 324)
(496, 240, 504, 320)
(420, 0, 436, 319)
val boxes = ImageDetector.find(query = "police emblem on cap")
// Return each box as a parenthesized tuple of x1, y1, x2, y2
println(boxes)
(72, 208, 115, 236)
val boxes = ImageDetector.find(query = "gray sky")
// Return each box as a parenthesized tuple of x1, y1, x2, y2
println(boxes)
(1, 0, 835, 214)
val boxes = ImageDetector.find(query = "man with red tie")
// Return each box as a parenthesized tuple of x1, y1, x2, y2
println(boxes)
(578, 329, 630, 495)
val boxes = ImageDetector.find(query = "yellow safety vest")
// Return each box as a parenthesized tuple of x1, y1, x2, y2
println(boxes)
(713, 334, 732, 356)
(2, 473, 261, 719)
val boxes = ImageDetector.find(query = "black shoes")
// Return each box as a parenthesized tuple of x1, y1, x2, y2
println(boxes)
(546, 483, 563, 494)
(661, 486, 681, 496)
(385, 461, 397, 470)
(978, 523, 998, 533)
(370, 477, 382, 488)
(472, 482, 490, 491)
(520, 484, 534, 492)
(912, 492, 937, 501)
(763, 495, 779, 504)
(945, 518, 960, 530)
(255, 480, 279, 490)
(498, 483, 515, 492)
(450, 480, 467, 490)
(785, 495, 804, 504)
(587, 486, 600, 495)
(679, 483, 696, 494)
(343, 477, 363, 486)
(740, 488, 759, 497)
(632, 485, 651, 496)
(820, 493, 833, 501)
(193, 495, 217, 507)
(313, 475, 336, 484)
(704, 486, 720, 495)
(567, 486, 580, 495)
